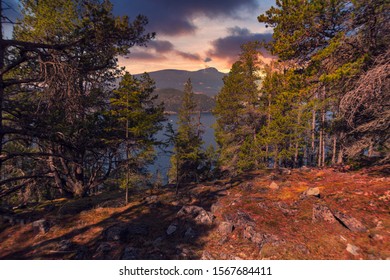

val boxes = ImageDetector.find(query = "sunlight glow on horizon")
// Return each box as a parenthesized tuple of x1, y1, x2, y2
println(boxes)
(118, 0, 274, 74)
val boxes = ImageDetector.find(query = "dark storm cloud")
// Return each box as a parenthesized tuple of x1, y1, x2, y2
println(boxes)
(175, 51, 201, 61)
(127, 41, 201, 62)
(147, 40, 175, 53)
(126, 51, 167, 61)
(112, 0, 258, 36)
(204, 57, 212, 63)
(207, 27, 273, 62)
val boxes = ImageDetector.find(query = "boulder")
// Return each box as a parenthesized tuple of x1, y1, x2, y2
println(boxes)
(243, 225, 264, 245)
(243, 225, 254, 240)
(177, 205, 204, 217)
(177, 205, 215, 225)
(333, 211, 367, 232)
(218, 222, 234, 235)
(210, 202, 221, 214)
(32, 219, 51, 233)
(225, 210, 255, 228)
(103, 224, 127, 242)
(369, 234, 384, 242)
(194, 210, 214, 225)
(312, 204, 336, 223)
(304, 187, 320, 198)
(166, 224, 177, 235)
(346, 244, 360, 256)
(276, 202, 297, 216)
(269, 181, 279, 190)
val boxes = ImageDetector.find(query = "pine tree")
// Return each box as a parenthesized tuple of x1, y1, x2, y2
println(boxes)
(169, 78, 203, 192)
(214, 42, 266, 172)
(258, 0, 390, 166)
(108, 72, 164, 204)
(0, 0, 155, 199)
(259, 68, 310, 168)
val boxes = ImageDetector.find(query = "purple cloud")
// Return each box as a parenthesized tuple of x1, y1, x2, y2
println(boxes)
(112, 0, 259, 36)
(207, 26, 273, 63)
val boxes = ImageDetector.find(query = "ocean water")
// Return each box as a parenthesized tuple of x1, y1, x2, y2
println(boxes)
(149, 112, 217, 182)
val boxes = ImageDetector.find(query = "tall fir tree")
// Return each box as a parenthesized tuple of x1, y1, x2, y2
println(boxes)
(214, 42, 266, 172)
(169, 78, 203, 192)
(108, 72, 164, 204)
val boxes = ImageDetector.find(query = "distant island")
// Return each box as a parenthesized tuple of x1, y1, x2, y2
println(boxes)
(155, 88, 216, 114)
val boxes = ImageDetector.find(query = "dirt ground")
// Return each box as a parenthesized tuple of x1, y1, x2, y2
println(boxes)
(0, 166, 389, 260)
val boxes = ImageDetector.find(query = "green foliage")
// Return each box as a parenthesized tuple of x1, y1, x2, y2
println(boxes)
(154, 88, 215, 113)
(214, 42, 266, 171)
(168, 78, 205, 185)
(258, 0, 390, 166)
(108, 73, 164, 143)
(261, 69, 311, 166)
(107, 72, 164, 197)
(258, 0, 348, 61)
(0, 0, 156, 199)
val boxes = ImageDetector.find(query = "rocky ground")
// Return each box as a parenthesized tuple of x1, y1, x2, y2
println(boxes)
(0, 166, 389, 260)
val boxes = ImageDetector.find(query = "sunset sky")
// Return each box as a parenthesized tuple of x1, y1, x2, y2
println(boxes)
(4, 0, 275, 74)
(112, 0, 275, 74)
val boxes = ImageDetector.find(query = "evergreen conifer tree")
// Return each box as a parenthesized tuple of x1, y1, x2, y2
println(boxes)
(108, 72, 164, 203)
(169, 78, 203, 192)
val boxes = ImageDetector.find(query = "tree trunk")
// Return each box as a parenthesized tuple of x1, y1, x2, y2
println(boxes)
(318, 126, 323, 167)
(321, 107, 326, 167)
(337, 132, 344, 164)
(273, 145, 279, 169)
(125, 166, 129, 204)
(337, 148, 344, 164)
(294, 109, 301, 168)
(311, 109, 316, 166)
(266, 92, 271, 166)
(303, 143, 308, 166)
(125, 102, 129, 204)
(72, 164, 87, 198)
(71, 180, 88, 198)
(332, 135, 337, 165)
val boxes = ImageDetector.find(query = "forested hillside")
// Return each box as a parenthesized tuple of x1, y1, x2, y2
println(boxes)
(215, 0, 389, 173)
(155, 88, 215, 113)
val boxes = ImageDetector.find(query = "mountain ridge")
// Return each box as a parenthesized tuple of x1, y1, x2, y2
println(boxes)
(135, 67, 226, 97)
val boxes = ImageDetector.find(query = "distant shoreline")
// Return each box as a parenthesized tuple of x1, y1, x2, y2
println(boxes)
(164, 110, 213, 115)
